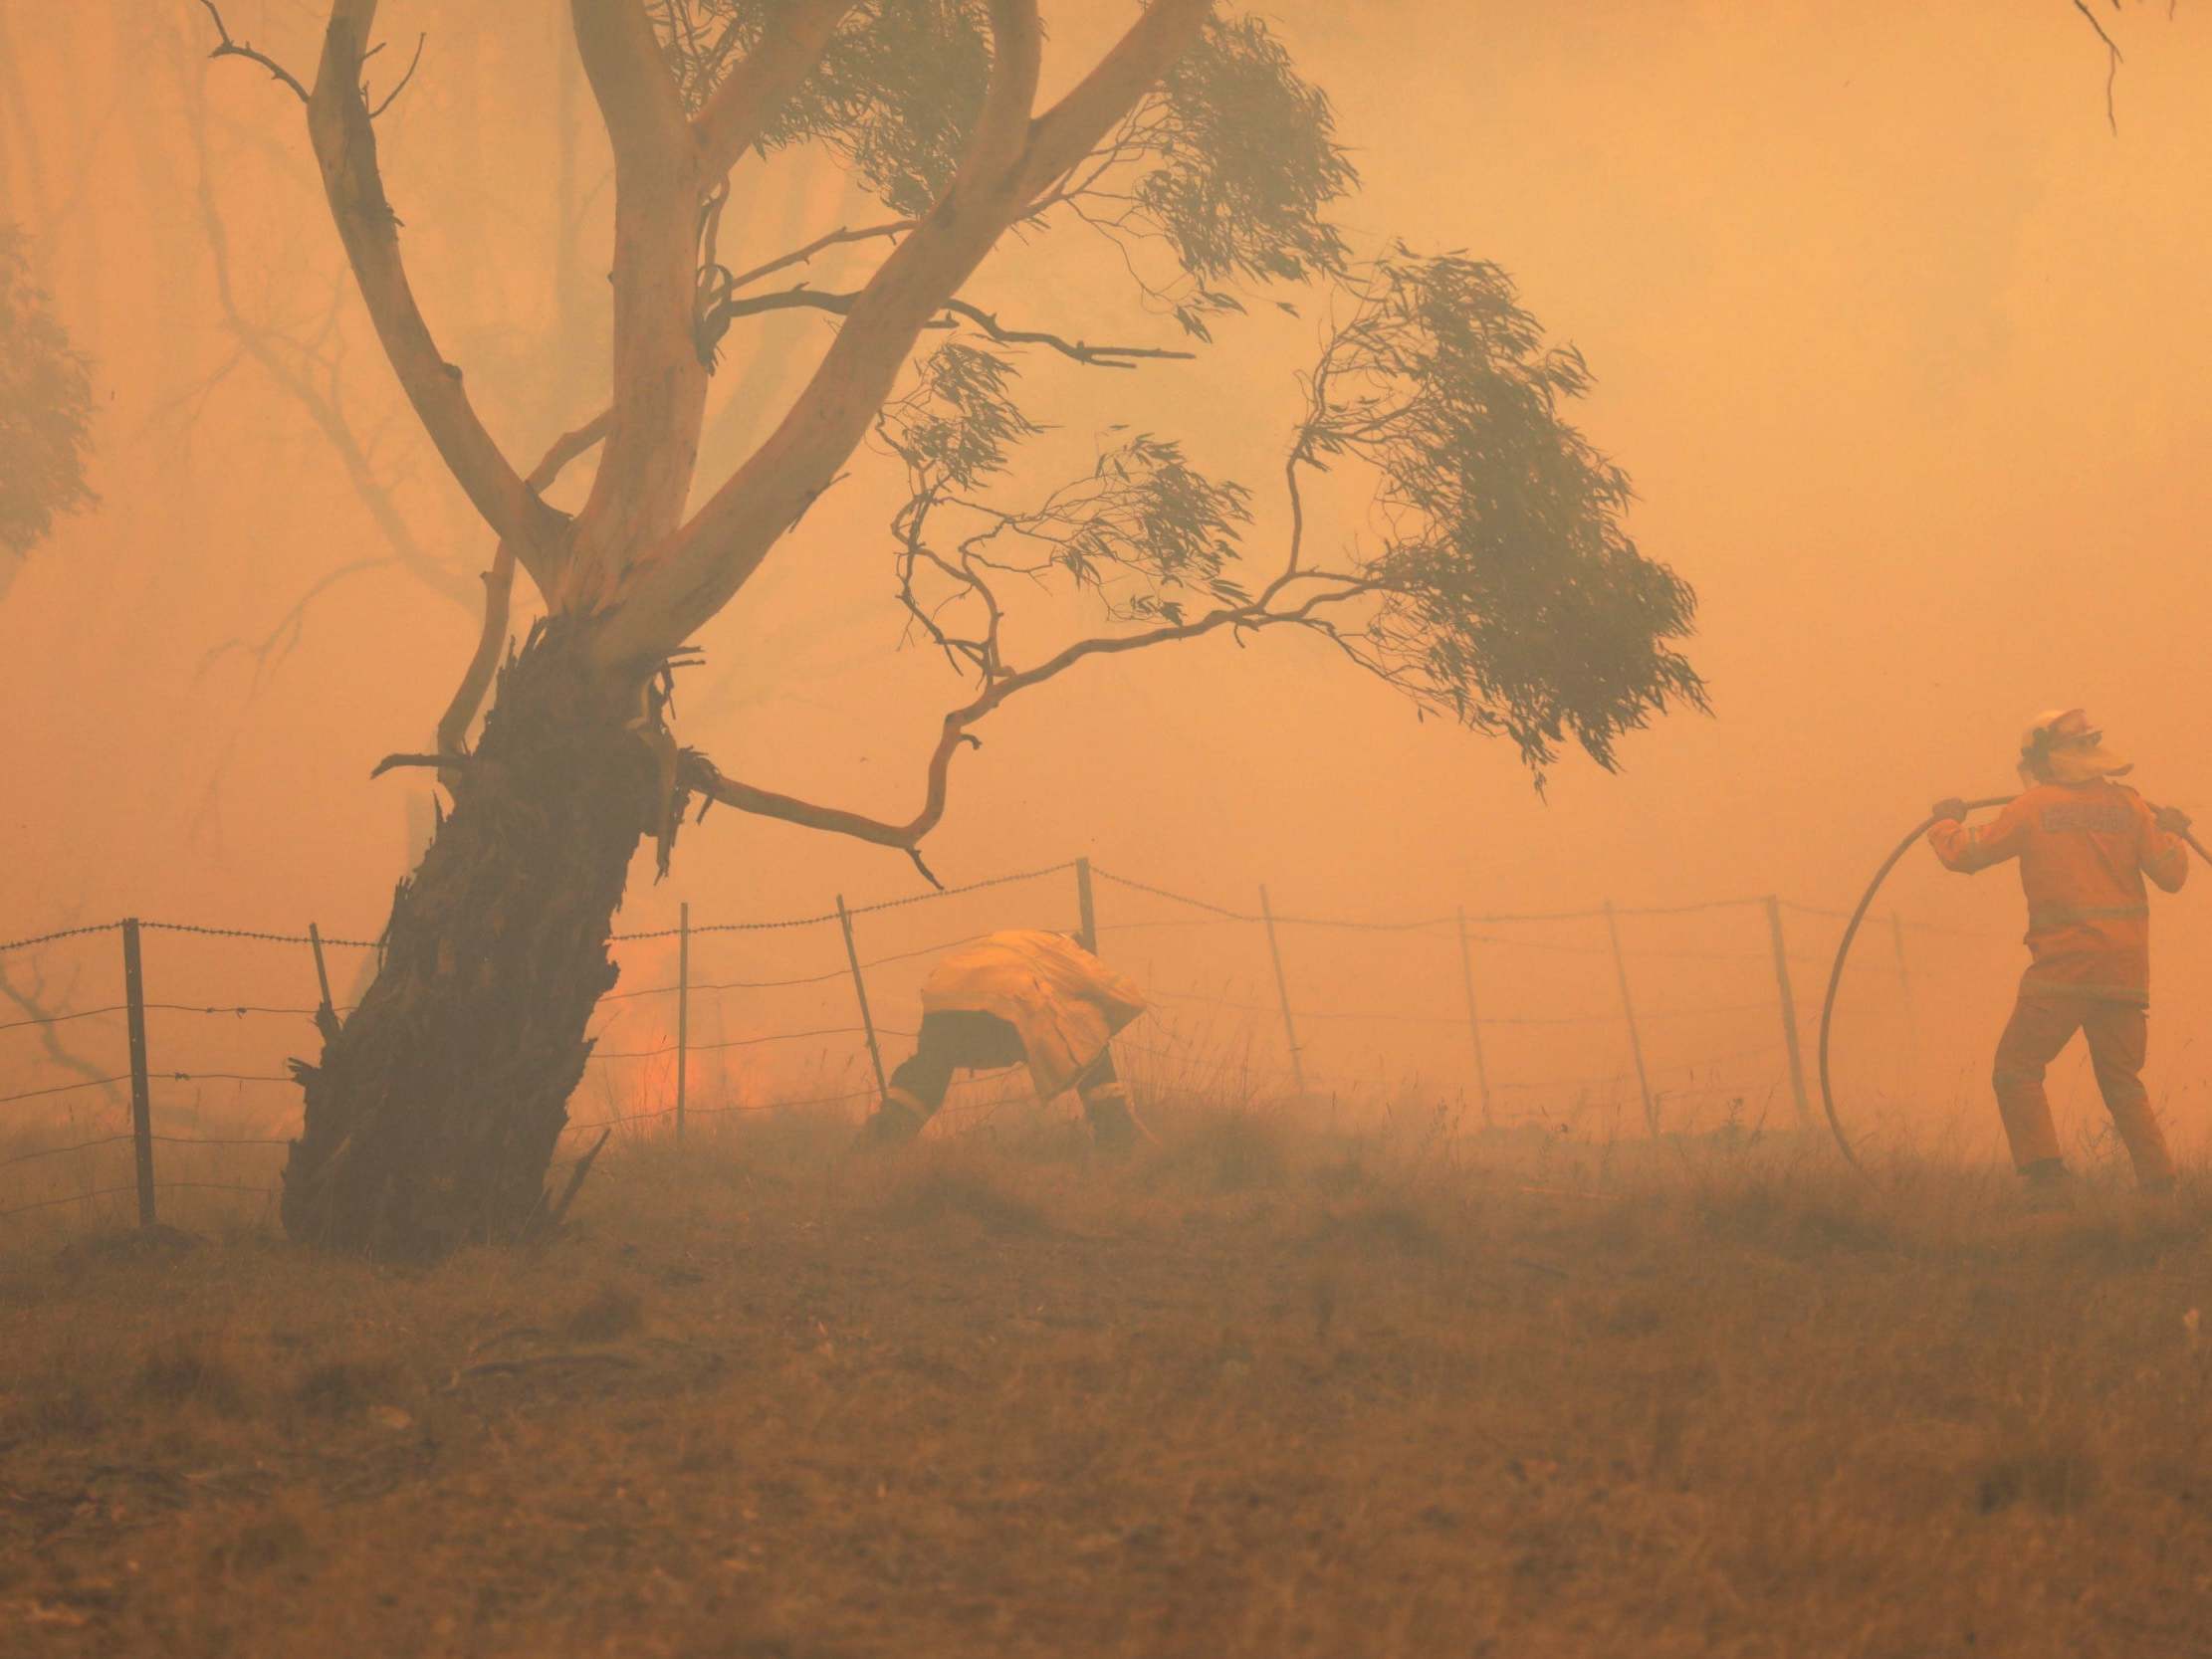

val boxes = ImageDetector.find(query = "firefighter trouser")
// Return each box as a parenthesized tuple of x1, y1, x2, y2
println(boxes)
(1991, 991, 2173, 1186)
(875, 1010, 1134, 1144)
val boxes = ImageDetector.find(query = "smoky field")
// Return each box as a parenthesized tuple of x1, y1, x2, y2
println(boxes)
(5, 1106, 2212, 1659)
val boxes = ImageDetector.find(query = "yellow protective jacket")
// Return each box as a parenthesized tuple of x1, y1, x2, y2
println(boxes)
(919, 930, 1147, 1100)
(1928, 779, 2188, 1004)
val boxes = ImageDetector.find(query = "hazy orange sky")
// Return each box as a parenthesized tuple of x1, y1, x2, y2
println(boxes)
(5, 2, 2210, 1154)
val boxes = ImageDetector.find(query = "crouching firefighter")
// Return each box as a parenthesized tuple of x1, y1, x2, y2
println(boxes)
(856, 930, 1148, 1153)
(1928, 709, 2191, 1206)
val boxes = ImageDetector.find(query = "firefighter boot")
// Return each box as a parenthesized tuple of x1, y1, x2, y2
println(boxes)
(856, 1087, 930, 1149)
(2021, 1157, 2076, 1215)
(1082, 1081, 1139, 1158)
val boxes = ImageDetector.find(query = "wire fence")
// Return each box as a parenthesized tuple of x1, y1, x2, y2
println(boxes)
(0, 857, 2011, 1231)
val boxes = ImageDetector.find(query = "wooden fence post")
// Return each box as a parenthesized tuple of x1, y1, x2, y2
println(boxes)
(837, 896, 888, 1099)
(1454, 908, 1494, 1128)
(120, 919, 154, 1227)
(1074, 858, 1098, 953)
(675, 902, 690, 1141)
(1602, 901, 1659, 1136)
(1764, 896, 1814, 1131)
(1258, 885, 1307, 1097)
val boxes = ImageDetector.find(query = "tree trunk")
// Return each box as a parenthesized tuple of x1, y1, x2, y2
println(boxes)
(282, 624, 658, 1258)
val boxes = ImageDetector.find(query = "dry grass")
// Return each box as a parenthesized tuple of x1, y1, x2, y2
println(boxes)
(5, 1107, 2212, 1657)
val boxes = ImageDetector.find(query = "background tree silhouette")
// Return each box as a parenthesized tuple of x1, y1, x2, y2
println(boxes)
(0, 222, 96, 599)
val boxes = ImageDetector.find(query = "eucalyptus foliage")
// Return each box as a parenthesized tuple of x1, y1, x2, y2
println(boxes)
(0, 225, 96, 560)
(1303, 250, 1706, 774)
(656, 3, 1349, 317)
(660, 3, 1699, 783)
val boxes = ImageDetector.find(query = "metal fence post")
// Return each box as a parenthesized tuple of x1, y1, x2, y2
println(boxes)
(675, 902, 690, 1141)
(1764, 895, 1814, 1131)
(120, 919, 154, 1227)
(837, 896, 888, 1099)
(1454, 907, 1494, 1127)
(1602, 901, 1658, 1136)
(1258, 885, 1308, 1096)
(1074, 858, 1098, 953)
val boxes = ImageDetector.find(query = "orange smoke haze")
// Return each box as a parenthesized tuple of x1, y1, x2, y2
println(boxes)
(6, 2, 2212, 1161)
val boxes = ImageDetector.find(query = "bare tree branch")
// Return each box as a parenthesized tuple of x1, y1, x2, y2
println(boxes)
(711, 284, 1195, 368)
(0, 953, 125, 1103)
(285, 0, 567, 589)
(677, 608, 1217, 834)
(530, 411, 620, 502)
(2069, 0, 2182, 132)
(938, 295, 1194, 367)
(188, 83, 476, 616)
(199, 555, 399, 692)
(723, 217, 918, 291)
(435, 544, 517, 798)
(199, 0, 310, 104)
(676, 585, 1363, 867)
(365, 32, 427, 119)
(2072, 0, 2125, 131)
(437, 411, 614, 788)
(370, 751, 459, 779)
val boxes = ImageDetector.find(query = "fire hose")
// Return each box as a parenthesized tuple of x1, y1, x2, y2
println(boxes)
(1815, 796, 2212, 1169)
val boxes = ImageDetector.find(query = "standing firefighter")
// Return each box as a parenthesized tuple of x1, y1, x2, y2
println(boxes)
(858, 930, 1147, 1153)
(1928, 709, 2191, 1206)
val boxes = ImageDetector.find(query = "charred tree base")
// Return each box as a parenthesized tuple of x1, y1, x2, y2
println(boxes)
(282, 626, 659, 1258)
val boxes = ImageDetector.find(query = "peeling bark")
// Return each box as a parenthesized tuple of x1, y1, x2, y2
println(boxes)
(282, 626, 659, 1257)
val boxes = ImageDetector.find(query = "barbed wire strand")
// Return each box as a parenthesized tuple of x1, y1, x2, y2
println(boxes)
(0, 1003, 127, 1033)
(562, 1105, 681, 1131)
(138, 921, 381, 948)
(1276, 912, 1453, 934)
(593, 1025, 871, 1061)
(0, 922, 121, 956)
(1092, 917, 1240, 933)
(598, 965, 851, 1001)
(695, 1085, 879, 1116)
(0, 1131, 294, 1171)
(1780, 901, 2007, 941)
(1090, 868, 1255, 921)
(0, 998, 364, 1036)
(159, 1072, 297, 1086)
(0, 1133, 136, 1168)
(148, 1002, 340, 1019)
(0, 1074, 133, 1107)
(560, 1083, 888, 1132)
(1146, 985, 1776, 1028)
(609, 861, 1077, 941)
(859, 933, 992, 972)
(844, 860, 1076, 919)
(0, 1181, 278, 1220)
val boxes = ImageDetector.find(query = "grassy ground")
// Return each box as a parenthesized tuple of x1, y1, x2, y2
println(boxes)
(5, 1108, 2212, 1658)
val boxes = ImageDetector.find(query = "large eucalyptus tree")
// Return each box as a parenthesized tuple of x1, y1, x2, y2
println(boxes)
(204, 0, 1704, 1257)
